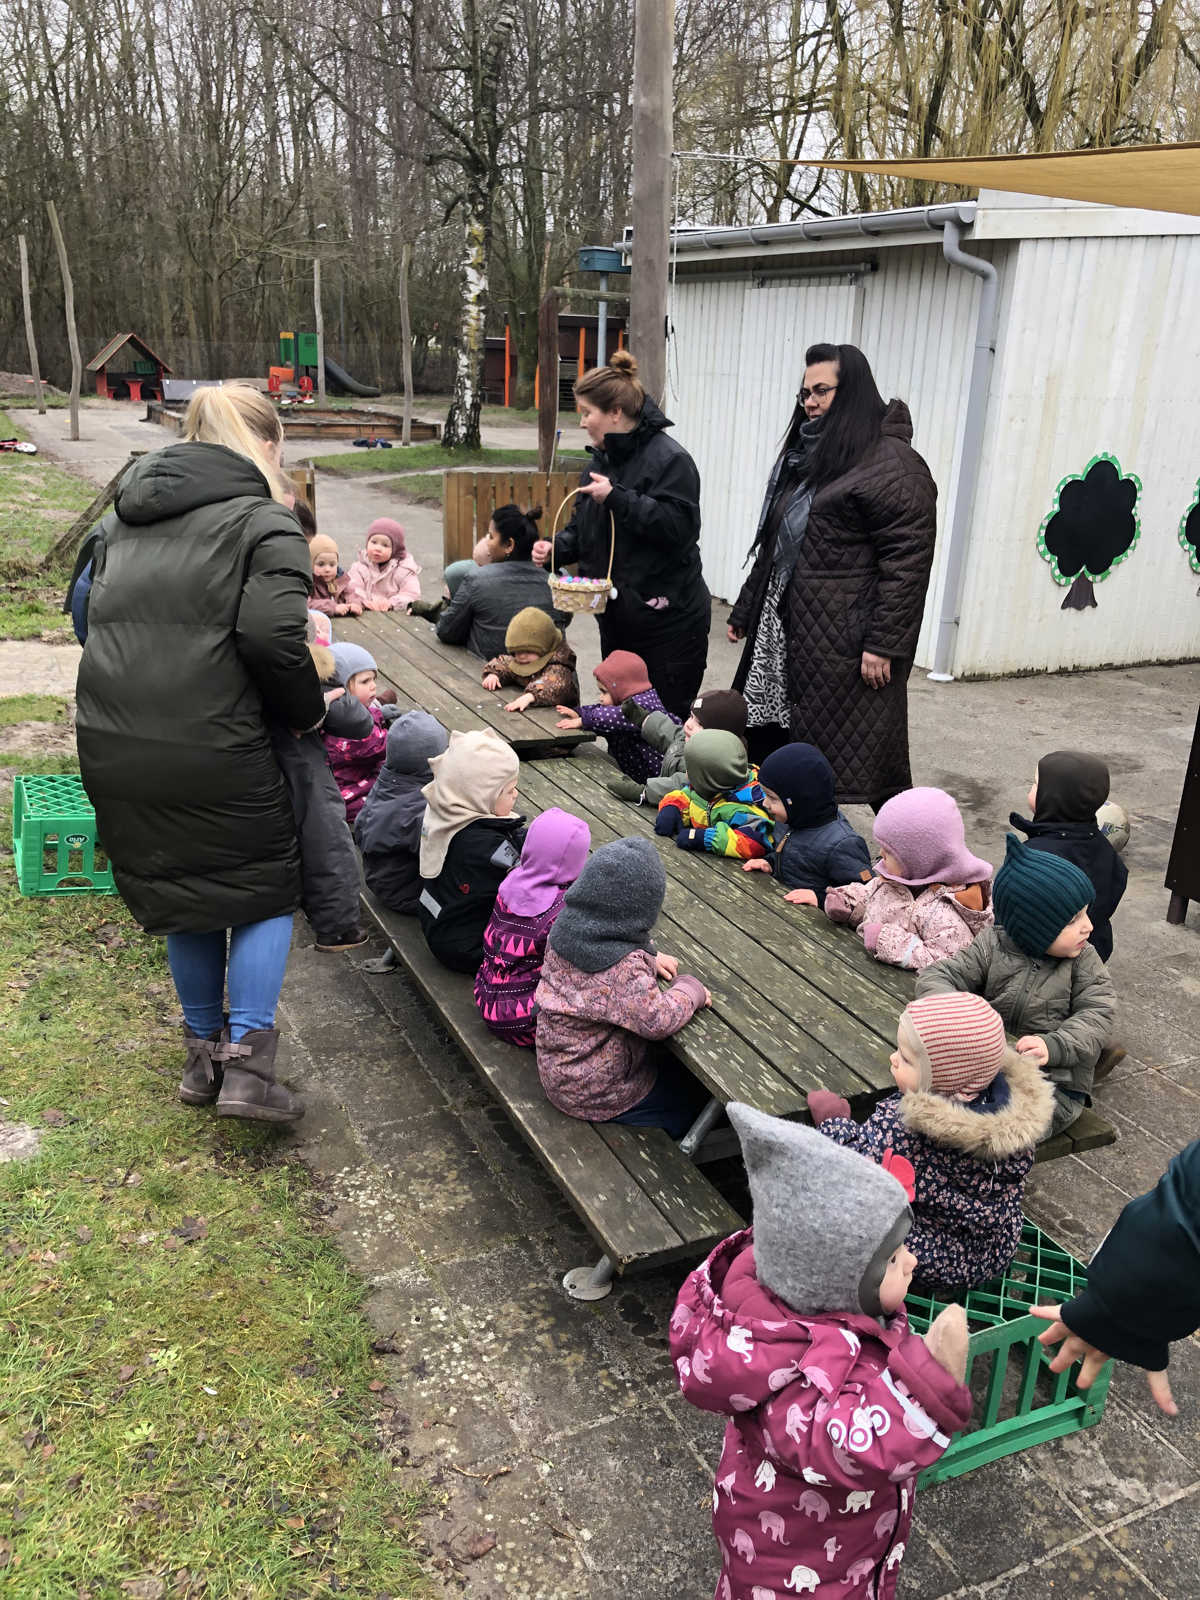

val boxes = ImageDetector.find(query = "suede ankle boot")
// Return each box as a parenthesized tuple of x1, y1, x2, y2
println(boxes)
(179, 1026, 224, 1106)
(216, 1028, 304, 1124)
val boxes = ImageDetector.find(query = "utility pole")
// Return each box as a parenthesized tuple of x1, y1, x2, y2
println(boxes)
(46, 201, 81, 440)
(313, 254, 326, 404)
(17, 235, 46, 414)
(629, 0, 673, 402)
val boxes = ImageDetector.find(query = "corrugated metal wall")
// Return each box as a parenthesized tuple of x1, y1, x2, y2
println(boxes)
(666, 274, 857, 606)
(957, 230, 1200, 676)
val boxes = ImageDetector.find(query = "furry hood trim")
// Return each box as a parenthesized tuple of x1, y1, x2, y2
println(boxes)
(898, 1048, 1053, 1159)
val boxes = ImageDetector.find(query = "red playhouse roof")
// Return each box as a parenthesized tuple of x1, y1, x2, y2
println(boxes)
(86, 333, 173, 374)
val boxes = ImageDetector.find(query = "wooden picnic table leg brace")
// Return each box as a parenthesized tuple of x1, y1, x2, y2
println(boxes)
(562, 1096, 723, 1302)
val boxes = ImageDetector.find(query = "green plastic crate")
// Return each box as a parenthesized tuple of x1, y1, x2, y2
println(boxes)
(906, 1219, 1111, 1486)
(12, 774, 116, 897)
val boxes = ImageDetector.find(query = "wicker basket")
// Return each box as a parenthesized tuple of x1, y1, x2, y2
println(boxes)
(547, 489, 616, 614)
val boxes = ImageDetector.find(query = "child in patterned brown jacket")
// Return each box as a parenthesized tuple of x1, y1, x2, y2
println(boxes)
(481, 607, 579, 712)
(534, 836, 710, 1137)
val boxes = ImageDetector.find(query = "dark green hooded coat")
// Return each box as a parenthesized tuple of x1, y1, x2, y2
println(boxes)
(75, 441, 325, 934)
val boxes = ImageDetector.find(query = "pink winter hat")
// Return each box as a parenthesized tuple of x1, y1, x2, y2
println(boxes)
(898, 993, 1008, 1098)
(873, 787, 991, 887)
(366, 517, 406, 558)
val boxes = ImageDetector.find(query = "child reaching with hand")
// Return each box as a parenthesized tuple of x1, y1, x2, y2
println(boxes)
(808, 993, 1053, 1291)
(321, 643, 390, 824)
(917, 832, 1116, 1137)
(418, 730, 525, 973)
(309, 533, 361, 618)
(1010, 750, 1127, 963)
(481, 607, 579, 713)
(673, 1104, 971, 1600)
(474, 807, 591, 1047)
(355, 711, 449, 915)
(615, 688, 748, 806)
(654, 729, 774, 860)
(744, 741, 871, 902)
(535, 836, 711, 1137)
(555, 651, 676, 784)
(345, 518, 422, 613)
(803, 787, 993, 970)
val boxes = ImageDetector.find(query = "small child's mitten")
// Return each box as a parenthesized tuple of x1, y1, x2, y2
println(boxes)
(806, 1090, 851, 1125)
(676, 828, 707, 852)
(655, 806, 683, 838)
(621, 696, 649, 728)
(378, 703, 403, 725)
(376, 687, 398, 706)
(922, 1304, 969, 1382)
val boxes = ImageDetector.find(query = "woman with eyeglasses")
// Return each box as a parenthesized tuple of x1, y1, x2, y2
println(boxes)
(727, 342, 936, 806)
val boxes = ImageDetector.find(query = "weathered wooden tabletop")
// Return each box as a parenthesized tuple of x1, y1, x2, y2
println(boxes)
(336, 610, 594, 757)
(516, 753, 915, 1118)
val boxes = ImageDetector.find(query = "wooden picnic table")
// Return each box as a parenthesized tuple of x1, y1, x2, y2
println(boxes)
(335, 609, 594, 758)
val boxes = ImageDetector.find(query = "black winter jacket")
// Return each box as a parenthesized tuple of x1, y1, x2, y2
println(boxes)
(1008, 815, 1127, 962)
(418, 815, 526, 973)
(76, 442, 324, 934)
(553, 397, 708, 642)
(1061, 1138, 1200, 1372)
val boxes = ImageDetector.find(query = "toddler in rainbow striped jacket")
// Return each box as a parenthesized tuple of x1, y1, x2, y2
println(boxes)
(807, 993, 1054, 1293)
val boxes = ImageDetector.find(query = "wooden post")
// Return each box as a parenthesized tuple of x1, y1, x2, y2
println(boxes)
(578, 326, 586, 377)
(313, 254, 326, 404)
(45, 201, 81, 440)
(399, 239, 414, 447)
(537, 290, 559, 474)
(504, 324, 511, 408)
(17, 235, 46, 415)
(629, 0, 674, 402)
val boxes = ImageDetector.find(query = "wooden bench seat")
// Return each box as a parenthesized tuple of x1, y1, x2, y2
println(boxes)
(360, 889, 743, 1279)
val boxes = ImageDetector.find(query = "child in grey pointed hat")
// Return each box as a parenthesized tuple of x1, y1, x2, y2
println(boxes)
(671, 1102, 972, 1600)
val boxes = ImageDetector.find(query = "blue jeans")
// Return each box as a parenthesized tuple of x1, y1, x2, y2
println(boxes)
(166, 915, 294, 1042)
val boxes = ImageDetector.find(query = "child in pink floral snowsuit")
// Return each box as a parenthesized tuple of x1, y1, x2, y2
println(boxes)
(806, 786, 993, 971)
(321, 643, 389, 824)
(674, 1107, 971, 1600)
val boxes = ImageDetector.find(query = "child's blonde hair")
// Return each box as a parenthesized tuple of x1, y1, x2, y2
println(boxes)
(182, 384, 289, 504)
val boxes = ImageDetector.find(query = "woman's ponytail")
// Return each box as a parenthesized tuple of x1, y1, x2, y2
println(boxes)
(182, 385, 290, 504)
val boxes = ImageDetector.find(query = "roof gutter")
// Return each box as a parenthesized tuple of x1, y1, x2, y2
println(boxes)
(927, 216, 1000, 682)
(627, 201, 978, 258)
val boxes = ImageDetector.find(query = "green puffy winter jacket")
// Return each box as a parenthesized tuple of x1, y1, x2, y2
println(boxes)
(76, 441, 325, 935)
(914, 925, 1115, 1097)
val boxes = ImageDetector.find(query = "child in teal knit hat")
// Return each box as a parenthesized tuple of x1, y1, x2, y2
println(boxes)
(915, 833, 1116, 1136)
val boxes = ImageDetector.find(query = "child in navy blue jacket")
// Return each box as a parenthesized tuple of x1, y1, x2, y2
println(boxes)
(1010, 751, 1127, 962)
(743, 741, 871, 905)
(808, 992, 1053, 1293)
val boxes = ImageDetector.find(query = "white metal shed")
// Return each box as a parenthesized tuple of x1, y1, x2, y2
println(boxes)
(660, 190, 1200, 677)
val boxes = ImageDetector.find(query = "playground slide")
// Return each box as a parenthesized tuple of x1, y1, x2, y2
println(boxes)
(324, 356, 381, 399)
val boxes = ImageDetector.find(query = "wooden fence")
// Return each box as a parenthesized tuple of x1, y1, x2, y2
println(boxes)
(442, 468, 577, 564)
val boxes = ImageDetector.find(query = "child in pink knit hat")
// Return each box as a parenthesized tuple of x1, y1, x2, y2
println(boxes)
(808, 992, 1053, 1291)
(345, 518, 422, 613)
(794, 786, 993, 970)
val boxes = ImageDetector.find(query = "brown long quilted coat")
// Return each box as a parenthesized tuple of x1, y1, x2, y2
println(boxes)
(730, 400, 936, 805)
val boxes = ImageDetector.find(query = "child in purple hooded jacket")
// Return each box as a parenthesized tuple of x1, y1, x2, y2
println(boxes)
(673, 1106, 971, 1600)
(555, 650, 677, 784)
(474, 807, 591, 1048)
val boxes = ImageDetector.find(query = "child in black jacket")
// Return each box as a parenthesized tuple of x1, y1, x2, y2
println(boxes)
(355, 711, 449, 915)
(1010, 751, 1127, 962)
(418, 730, 525, 972)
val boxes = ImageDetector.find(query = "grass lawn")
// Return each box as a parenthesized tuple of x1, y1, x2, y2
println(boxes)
(310, 445, 587, 478)
(0, 409, 91, 642)
(379, 475, 445, 507)
(0, 740, 431, 1596)
(0, 694, 71, 728)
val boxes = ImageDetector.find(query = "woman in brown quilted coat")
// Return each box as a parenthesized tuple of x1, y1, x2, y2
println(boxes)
(728, 343, 937, 806)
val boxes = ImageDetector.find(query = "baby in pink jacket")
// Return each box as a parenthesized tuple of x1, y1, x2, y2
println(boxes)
(344, 517, 422, 613)
(674, 1105, 971, 1600)
(793, 787, 993, 971)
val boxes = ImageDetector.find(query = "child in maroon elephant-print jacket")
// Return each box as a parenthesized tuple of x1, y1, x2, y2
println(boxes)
(808, 993, 1054, 1294)
(673, 1105, 971, 1600)
(320, 642, 389, 824)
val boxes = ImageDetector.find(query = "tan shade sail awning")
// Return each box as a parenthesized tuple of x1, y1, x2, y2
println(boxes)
(810, 143, 1200, 217)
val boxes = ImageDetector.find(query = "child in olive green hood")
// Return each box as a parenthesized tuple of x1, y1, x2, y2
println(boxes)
(654, 729, 775, 861)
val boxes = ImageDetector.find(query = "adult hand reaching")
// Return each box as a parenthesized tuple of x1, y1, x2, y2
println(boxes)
(531, 538, 552, 567)
(577, 473, 613, 503)
(1031, 1307, 1178, 1416)
(861, 651, 891, 690)
(727, 623, 744, 644)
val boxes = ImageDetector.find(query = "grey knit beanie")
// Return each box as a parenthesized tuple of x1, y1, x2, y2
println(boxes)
(547, 836, 664, 973)
(728, 1103, 912, 1317)
(330, 641, 377, 686)
(385, 710, 448, 774)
